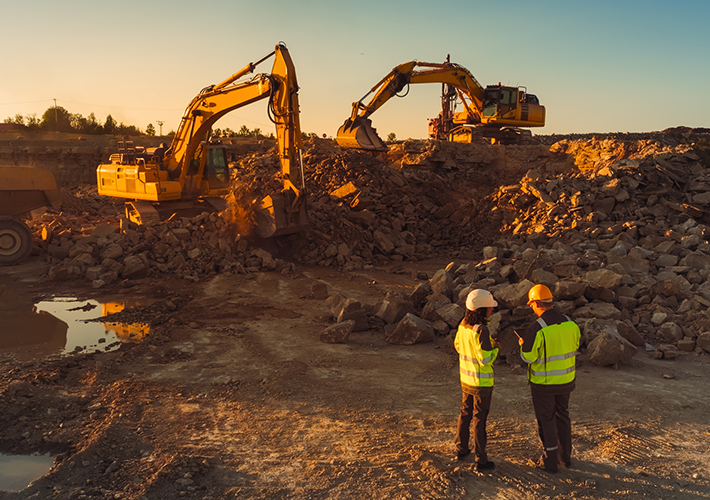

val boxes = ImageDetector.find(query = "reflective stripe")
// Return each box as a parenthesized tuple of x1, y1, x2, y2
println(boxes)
(537, 317, 548, 329)
(541, 351, 579, 364)
(546, 446, 558, 451)
(460, 353, 494, 365)
(531, 366, 576, 378)
(460, 368, 494, 379)
(520, 352, 533, 364)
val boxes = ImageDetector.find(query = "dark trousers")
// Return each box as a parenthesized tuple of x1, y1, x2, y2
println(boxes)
(455, 391, 492, 463)
(530, 385, 572, 469)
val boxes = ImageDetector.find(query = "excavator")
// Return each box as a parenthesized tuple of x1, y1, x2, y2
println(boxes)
(97, 44, 307, 238)
(336, 58, 545, 150)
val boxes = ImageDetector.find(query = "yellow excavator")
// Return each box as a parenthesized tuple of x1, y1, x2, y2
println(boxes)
(97, 43, 307, 238)
(336, 58, 545, 150)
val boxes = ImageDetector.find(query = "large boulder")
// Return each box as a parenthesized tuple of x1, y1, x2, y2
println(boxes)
(587, 329, 637, 366)
(494, 279, 535, 309)
(320, 321, 354, 344)
(387, 313, 434, 345)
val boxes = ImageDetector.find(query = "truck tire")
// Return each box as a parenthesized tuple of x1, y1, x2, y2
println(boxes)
(0, 217, 33, 266)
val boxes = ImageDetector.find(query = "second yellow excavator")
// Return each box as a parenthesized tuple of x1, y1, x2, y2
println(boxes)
(97, 44, 307, 238)
(336, 57, 545, 150)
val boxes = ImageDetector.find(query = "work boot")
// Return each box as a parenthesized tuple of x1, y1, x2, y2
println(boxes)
(537, 453, 558, 473)
(476, 460, 495, 472)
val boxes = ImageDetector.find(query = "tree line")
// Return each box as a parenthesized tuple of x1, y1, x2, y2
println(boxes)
(3, 106, 320, 140)
(4, 106, 147, 136)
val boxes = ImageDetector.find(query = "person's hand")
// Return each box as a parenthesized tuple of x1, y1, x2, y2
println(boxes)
(518, 336, 525, 347)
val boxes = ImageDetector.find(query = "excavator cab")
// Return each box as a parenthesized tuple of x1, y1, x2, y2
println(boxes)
(481, 85, 518, 119)
(201, 143, 230, 190)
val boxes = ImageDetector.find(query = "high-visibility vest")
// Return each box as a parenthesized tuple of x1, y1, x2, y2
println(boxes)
(454, 323, 498, 390)
(521, 316, 580, 385)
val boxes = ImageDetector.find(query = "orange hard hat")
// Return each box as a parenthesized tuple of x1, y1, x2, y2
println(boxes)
(527, 284, 553, 305)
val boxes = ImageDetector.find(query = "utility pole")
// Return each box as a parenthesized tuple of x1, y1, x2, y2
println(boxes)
(156, 121, 164, 136)
(53, 98, 58, 131)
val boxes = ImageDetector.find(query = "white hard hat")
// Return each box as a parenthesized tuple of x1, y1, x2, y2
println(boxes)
(466, 289, 498, 310)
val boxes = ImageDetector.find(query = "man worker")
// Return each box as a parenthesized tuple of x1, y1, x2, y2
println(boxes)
(517, 284, 580, 473)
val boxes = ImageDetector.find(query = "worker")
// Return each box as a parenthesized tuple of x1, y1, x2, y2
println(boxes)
(518, 284, 581, 473)
(454, 289, 499, 472)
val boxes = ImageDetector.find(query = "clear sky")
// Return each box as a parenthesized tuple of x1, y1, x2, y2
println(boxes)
(2, 0, 709, 140)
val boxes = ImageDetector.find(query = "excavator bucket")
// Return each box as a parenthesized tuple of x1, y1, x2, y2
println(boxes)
(336, 117, 388, 152)
(253, 191, 308, 239)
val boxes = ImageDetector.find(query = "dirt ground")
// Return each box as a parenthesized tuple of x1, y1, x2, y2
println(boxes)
(1, 254, 709, 500)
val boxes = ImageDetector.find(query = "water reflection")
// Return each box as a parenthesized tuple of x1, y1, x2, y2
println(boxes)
(0, 288, 151, 360)
(0, 453, 54, 492)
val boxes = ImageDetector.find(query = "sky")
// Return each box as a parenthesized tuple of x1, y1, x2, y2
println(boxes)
(2, 0, 709, 140)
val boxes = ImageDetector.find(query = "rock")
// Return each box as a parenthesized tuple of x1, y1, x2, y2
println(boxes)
(101, 243, 124, 261)
(657, 322, 683, 343)
(585, 269, 623, 289)
(421, 292, 451, 321)
(122, 255, 149, 279)
(531, 268, 558, 287)
(372, 230, 395, 254)
(617, 320, 645, 346)
(311, 280, 329, 300)
(436, 303, 465, 328)
(430, 269, 454, 298)
(48, 265, 69, 281)
(696, 332, 710, 352)
(92, 223, 119, 238)
(387, 313, 434, 345)
(374, 294, 416, 324)
(410, 281, 432, 308)
(554, 281, 586, 300)
(325, 292, 347, 317)
(587, 330, 637, 366)
(336, 298, 369, 332)
(85, 266, 103, 281)
(677, 337, 696, 352)
(494, 279, 535, 309)
(574, 302, 621, 320)
(320, 321, 354, 343)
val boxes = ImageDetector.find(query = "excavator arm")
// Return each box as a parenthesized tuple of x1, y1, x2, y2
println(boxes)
(165, 44, 305, 204)
(336, 58, 545, 150)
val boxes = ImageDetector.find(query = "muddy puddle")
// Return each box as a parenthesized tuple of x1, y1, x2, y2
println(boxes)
(0, 297, 150, 360)
(0, 453, 54, 492)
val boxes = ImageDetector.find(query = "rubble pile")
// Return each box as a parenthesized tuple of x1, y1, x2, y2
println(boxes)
(21, 132, 710, 305)
(232, 138, 561, 269)
(319, 136, 710, 363)
(27, 210, 293, 287)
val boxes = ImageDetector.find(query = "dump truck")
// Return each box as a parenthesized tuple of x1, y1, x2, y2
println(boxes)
(337, 57, 545, 150)
(0, 167, 62, 265)
(96, 43, 307, 238)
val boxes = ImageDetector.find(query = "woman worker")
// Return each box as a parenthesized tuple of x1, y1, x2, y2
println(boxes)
(454, 289, 499, 472)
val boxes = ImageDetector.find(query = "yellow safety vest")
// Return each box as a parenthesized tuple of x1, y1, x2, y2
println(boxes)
(454, 323, 498, 390)
(521, 316, 580, 385)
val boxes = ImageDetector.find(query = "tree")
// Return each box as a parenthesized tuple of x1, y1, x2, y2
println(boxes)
(146, 123, 155, 136)
(387, 132, 397, 142)
(236, 125, 251, 137)
(41, 106, 73, 132)
(103, 114, 117, 134)
(26, 114, 40, 130)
